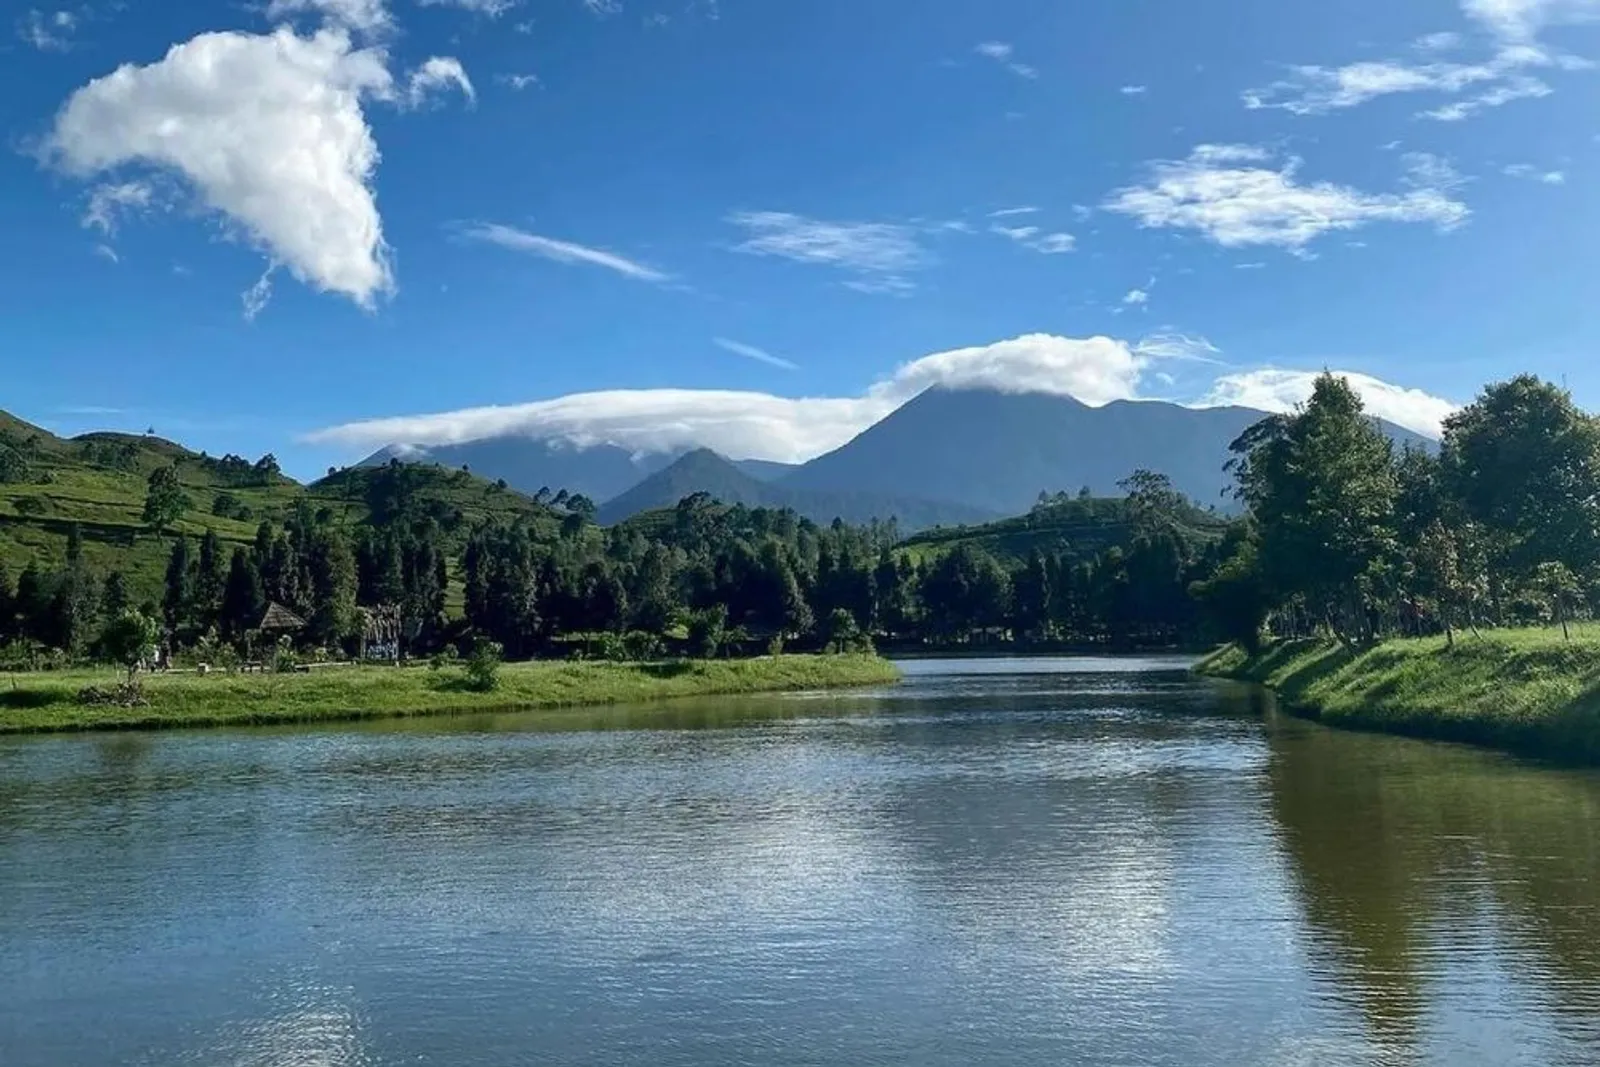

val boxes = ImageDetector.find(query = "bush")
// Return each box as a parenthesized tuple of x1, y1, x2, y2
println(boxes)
(272, 636, 299, 674)
(624, 630, 667, 661)
(75, 682, 149, 708)
(463, 638, 503, 692)
(686, 606, 728, 659)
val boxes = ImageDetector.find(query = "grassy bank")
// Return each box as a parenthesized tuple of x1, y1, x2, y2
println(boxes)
(1196, 626, 1600, 762)
(0, 655, 901, 735)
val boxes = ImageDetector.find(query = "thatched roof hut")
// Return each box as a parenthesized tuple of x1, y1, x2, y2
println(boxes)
(258, 602, 307, 636)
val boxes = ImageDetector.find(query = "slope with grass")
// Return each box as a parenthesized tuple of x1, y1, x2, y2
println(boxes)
(898, 493, 1233, 566)
(1197, 628, 1600, 762)
(0, 654, 900, 734)
(1, 409, 562, 603)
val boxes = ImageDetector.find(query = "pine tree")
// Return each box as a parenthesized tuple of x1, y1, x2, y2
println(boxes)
(194, 530, 226, 630)
(221, 548, 264, 639)
(164, 536, 195, 632)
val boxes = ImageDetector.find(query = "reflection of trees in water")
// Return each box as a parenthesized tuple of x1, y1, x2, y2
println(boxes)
(1265, 708, 1600, 1048)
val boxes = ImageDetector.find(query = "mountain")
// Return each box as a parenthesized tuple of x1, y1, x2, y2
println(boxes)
(596, 449, 998, 529)
(732, 458, 800, 482)
(781, 387, 1431, 515)
(360, 437, 677, 503)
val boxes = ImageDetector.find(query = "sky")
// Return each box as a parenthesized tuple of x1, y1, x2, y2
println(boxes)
(4, 0, 1599, 479)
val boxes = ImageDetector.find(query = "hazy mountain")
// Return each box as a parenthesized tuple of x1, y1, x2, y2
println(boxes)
(732, 458, 800, 482)
(360, 437, 676, 502)
(597, 449, 998, 530)
(781, 387, 1431, 515)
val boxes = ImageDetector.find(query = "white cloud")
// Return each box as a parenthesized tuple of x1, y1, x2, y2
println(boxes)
(989, 205, 1039, 217)
(19, 9, 76, 50)
(1416, 30, 1466, 51)
(264, 0, 393, 34)
(1419, 73, 1553, 118)
(83, 180, 156, 234)
(1123, 288, 1149, 305)
(460, 222, 669, 281)
(1399, 151, 1467, 191)
(48, 27, 401, 309)
(1201, 369, 1457, 438)
(1462, 0, 1600, 40)
(93, 243, 118, 264)
(714, 337, 798, 371)
(307, 333, 1163, 459)
(417, 0, 519, 15)
(974, 40, 1038, 78)
(1103, 144, 1469, 251)
(405, 56, 475, 107)
(1120, 84, 1147, 94)
(497, 72, 540, 90)
(583, 0, 622, 14)
(728, 210, 928, 293)
(990, 223, 1076, 254)
(1504, 162, 1567, 182)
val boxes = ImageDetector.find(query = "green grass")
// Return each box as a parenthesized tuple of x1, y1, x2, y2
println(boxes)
(0, 654, 902, 734)
(1196, 625, 1600, 762)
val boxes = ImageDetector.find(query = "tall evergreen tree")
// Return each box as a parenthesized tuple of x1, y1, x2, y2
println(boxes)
(163, 536, 195, 632)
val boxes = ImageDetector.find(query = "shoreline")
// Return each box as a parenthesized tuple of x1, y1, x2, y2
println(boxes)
(1195, 631, 1600, 764)
(0, 655, 902, 736)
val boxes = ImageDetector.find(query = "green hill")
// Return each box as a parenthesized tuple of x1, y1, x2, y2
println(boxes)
(898, 493, 1233, 566)
(0, 411, 558, 604)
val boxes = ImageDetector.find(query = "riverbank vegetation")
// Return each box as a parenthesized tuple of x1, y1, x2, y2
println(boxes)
(1198, 630, 1600, 761)
(0, 655, 899, 734)
(1191, 371, 1600, 758)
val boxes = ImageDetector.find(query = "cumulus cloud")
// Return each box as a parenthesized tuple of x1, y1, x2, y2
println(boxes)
(460, 222, 669, 281)
(264, 0, 393, 34)
(727, 210, 929, 293)
(405, 56, 475, 107)
(714, 338, 798, 371)
(1201, 369, 1458, 438)
(1103, 144, 1469, 252)
(307, 333, 1192, 459)
(47, 27, 405, 309)
(1123, 288, 1149, 306)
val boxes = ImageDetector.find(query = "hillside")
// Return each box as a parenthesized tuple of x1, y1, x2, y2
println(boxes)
(780, 387, 1431, 515)
(898, 492, 1234, 566)
(595, 448, 998, 529)
(1, 411, 558, 603)
(360, 437, 676, 503)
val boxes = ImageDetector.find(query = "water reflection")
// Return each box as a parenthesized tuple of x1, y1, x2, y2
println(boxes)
(1, 660, 1598, 1066)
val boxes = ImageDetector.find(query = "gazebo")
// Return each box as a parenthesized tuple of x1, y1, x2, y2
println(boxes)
(258, 602, 307, 641)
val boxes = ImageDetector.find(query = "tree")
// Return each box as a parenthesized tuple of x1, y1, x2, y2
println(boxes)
(1190, 535, 1270, 652)
(1534, 561, 1581, 640)
(194, 530, 226, 629)
(1442, 375, 1600, 581)
(308, 528, 359, 647)
(822, 607, 863, 654)
(1231, 374, 1398, 642)
(163, 536, 194, 632)
(1119, 469, 1187, 534)
(142, 465, 191, 535)
(221, 547, 264, 639)
(0, 561, 14, 642)
(99, 570, 131, 623)
(687, 604, 728, 658)
(101, 609, 159, 683)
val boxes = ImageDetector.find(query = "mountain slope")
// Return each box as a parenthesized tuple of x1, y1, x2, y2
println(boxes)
(782, 387, 1430, 515)
(360, 437, 676, 503)
(596, 449, 998, 529)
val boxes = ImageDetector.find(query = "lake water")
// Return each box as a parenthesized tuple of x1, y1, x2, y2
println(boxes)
(3, 656, 1599, 1066)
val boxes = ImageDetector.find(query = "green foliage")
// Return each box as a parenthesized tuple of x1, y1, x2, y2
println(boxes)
(687, 605, 728, 659)
(142, 465, 191, 535)
(98, 609, 159, 681)
(463, 638, 503, 692)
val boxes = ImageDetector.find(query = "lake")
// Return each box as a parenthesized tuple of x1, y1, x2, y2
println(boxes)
(3, 656, 1598, 1066)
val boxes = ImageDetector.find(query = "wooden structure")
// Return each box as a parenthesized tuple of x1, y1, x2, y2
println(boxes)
(258, 602, 307, 640)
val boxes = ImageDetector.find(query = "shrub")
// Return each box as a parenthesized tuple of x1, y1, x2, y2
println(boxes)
(463, 638, 503, 692)
(624, 630, 667, 661)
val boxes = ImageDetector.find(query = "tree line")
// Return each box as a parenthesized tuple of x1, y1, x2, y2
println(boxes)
(1194, 373, 1600, 649)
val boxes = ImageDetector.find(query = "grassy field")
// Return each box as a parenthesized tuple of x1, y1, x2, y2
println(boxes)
(0, 654, 902, 734)
(1196, 626, 1600, 762)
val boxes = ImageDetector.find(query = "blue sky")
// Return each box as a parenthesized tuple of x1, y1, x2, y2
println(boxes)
(4, 0, 1599, 478)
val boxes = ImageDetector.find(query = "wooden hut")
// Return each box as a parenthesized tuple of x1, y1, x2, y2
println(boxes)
(258, 602, 307, 641)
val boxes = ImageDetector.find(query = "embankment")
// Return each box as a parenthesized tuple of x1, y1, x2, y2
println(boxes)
(0, 655, 902, 735)
(1196, 629, 1600, 763)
